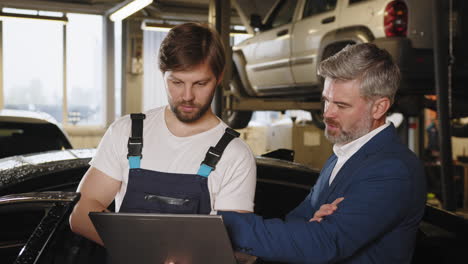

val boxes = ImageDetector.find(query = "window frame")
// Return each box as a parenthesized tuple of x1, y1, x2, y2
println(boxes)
(0, 10, 117, 130)
(266, 0, 299, 29)
(348, 0, 370, 5)
(302, 0, 338, 19)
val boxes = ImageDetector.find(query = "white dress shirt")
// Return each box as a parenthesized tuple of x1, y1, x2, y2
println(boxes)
(329, 121, 391, 185)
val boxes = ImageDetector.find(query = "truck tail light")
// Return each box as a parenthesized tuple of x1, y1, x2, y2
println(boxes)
(384, 0, 408, 37)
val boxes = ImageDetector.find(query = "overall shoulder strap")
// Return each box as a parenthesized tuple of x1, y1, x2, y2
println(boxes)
(197, 127, 240, 177)
(127, 113, 146, 169)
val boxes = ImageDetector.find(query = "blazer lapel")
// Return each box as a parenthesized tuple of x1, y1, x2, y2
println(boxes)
(310, 155, 337, 209)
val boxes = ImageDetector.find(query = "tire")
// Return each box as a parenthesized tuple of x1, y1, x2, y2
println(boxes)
(310, 43, 353, 130)
(224, 110, 253, 129)
(223, 72, 253, 129)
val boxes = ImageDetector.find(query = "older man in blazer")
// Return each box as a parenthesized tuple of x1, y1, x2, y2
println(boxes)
(220, 43, 426, 264)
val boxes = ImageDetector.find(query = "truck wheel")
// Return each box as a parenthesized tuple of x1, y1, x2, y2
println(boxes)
(311, 43, 352, 130)
(224, 110, 252, 129)
(224, 69, 253, 128)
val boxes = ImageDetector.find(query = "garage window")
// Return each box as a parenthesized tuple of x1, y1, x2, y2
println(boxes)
(66, 14, 104, 125)
(3, 14, 64, 122)
(1, 8, 109, 127)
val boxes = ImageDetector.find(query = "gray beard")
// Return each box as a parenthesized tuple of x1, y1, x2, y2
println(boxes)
(325, 112, 373, 145)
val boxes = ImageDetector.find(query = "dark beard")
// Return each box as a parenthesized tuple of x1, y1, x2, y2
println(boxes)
(170, 100, 212, 123)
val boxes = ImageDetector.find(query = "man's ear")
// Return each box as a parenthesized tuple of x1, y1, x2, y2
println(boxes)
(372, 97, 391, 120)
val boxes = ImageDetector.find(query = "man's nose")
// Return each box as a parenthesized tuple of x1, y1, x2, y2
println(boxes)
(323, 103, 335, 119)
(182, 85, 194, 101)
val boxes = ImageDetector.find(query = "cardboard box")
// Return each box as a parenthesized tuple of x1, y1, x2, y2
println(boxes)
(292, 123, 333, 170)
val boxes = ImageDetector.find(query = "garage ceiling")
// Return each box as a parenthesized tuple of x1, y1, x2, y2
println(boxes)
(0, 0, 275, 27)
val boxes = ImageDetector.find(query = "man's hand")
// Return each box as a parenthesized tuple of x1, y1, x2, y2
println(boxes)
(309, 197, 345, 222)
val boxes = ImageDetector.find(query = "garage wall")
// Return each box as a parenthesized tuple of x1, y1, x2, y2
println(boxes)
(65, 127, 106, 149)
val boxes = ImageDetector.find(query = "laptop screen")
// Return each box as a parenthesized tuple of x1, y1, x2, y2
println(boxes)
(89, 212, 238, 264)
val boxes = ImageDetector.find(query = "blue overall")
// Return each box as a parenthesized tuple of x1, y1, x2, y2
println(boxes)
(118, 113, 239, 215)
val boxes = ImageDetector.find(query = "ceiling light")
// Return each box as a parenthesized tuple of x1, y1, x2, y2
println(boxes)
(0, 11, 67, 24)
(141, 21, 253, 37)
(140, 21, 173, 32)
(109, 0, 153, 22)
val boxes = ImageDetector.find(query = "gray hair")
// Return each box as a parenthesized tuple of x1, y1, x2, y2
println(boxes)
(318, 43, 400, 104)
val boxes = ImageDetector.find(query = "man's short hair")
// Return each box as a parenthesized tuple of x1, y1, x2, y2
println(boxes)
(158, 22, 226, 80)
(318, 43, 401, 104)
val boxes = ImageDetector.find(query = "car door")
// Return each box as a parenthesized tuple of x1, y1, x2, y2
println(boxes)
(0, 192, 106, 264)
(243, 0, 299, 94)
(0, 200, 49, 264)
(0, 192, 80, 264)
(291, 0, 341, 89)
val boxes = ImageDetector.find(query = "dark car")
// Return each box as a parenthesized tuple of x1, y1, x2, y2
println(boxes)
(0, 109, 73, 159)
(0, 149, 467, 264)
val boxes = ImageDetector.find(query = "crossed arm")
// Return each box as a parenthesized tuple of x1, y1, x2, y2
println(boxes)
(220, 163, 413, 263)
(309, 197, 345, 222)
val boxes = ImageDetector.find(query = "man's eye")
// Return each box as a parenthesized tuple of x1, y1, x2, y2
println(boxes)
(172, 81, 182, 85)
(196, 82, 207, 86)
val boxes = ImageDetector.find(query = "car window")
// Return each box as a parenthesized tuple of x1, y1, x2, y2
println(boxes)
(0, 122, 72, 159)
(269, 0, 298, 28)
(349, 0, 368, 4)
(303, 0, 338, 18)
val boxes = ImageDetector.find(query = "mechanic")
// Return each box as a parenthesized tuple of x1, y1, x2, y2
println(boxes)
(219, 43, 427, 264)
(69, 22, 256, 246)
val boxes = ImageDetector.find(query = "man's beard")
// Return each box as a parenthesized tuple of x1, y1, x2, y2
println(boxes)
(170, 96, 213, 123)
(324, 109, 373, 145)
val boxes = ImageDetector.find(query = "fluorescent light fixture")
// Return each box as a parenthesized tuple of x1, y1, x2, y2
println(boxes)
(0, 11, 67, 24)
(3, 7, 37, 15)
(109, 0, 153, 22)
(38, 10, 64, 17)
(141, 21, 173, 32)
(141, 21, 253, 37)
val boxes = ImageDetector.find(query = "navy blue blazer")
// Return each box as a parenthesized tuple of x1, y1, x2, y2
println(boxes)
(220, 124, 426, 264)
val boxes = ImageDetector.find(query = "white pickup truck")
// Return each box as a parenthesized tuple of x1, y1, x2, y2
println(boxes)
(226, 0, 468, 128)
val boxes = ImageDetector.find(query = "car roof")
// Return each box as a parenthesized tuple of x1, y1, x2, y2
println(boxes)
(0, 149, 95, 194)
(0, 109, 60, 125)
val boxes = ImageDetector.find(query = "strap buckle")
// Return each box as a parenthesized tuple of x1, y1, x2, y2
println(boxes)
(225, 127, 240, 138)
(130, 113, 146, 120)
(127, 137, 143, 158)
(201, 146, 222, 169)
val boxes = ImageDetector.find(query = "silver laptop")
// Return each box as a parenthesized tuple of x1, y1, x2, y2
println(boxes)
(89, 212, 242, 264)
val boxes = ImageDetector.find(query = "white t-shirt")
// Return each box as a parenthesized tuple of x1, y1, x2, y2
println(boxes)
(90, 106, 256, 213)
